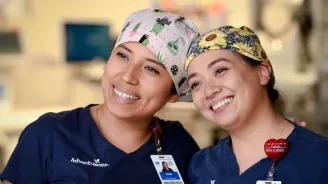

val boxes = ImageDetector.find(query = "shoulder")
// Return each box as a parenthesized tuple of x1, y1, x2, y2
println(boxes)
(20, 106, 90, 141)
(158, 118, 190, 140)
(292, 125, 328, 180)
(295, 125, 328, 149)
(157, 118, 200, 160)
(190, 136, 229, 167)
(294, 125, 328, 163)
(160, 118, 188, 136)
(0, 106, 93, 183)
(188, 137, 229, 182)
(159, 118, 198, 148)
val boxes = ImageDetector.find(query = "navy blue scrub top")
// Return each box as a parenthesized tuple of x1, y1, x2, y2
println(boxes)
(188, 123, 328, 184)
(0, 105, 199, 184)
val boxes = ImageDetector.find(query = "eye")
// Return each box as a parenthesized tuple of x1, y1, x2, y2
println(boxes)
(215, 68, 228, 75)
(117, 52, 128, 60)
(145, 66, 160, 74)
(190, 82, 201, 90)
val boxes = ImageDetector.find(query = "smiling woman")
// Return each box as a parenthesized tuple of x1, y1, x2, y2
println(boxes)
(102, 42, 177, 123)
(185, 25, 328, 184)
(0, 8, 200, 184)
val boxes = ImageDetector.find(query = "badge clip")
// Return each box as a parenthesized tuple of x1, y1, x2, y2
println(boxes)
(156, 138, 163, 154)
(267, 163, 275, 181)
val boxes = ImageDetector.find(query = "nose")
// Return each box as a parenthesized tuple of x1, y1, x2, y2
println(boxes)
(204, 83, 222, 100)
(122, 63, 139, 85)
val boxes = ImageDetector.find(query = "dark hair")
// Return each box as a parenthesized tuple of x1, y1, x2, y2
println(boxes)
(239, 55, 280, 104)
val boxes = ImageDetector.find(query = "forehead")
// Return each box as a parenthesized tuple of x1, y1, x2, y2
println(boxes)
(187, 50, 236, 72)
(116, 42, 155, 56)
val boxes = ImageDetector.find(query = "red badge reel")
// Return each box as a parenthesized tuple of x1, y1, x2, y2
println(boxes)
(264, 138, 289, 180)
(264, 138, 289, 163)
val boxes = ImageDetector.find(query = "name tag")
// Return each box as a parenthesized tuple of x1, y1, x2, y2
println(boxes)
(151, 155, 184, 184)
(256, 180, 282, 184)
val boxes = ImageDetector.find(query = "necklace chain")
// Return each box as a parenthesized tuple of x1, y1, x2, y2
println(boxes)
(278, 120, 288, 138)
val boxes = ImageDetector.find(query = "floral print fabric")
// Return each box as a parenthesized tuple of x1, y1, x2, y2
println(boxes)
(185, 25, 269, 70)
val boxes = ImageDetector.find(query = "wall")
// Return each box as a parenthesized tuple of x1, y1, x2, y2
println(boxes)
(6, 0, 151, 63)
(5, 0, 252, 63)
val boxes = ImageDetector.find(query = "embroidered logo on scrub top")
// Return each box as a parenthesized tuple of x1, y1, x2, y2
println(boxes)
(70, 158, 109, 168)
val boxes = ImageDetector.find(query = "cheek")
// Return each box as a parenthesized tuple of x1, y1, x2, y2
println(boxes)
(102, 65, 113, 85)
(107, 56, 127, 72)
(192, 93, 204, 110)
(106, 61, 121, 74)
(238, 73, 260, 95)
(142, 76, 172, 98)
(103, 62, 112, 78)
(101, 62, 119, 91)
(222, 72, 246, 92)
(101, 76, 111, 99)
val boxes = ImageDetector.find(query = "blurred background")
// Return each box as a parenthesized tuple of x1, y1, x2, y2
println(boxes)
(0, 0, 328, 171)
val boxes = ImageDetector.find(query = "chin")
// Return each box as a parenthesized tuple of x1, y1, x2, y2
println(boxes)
(213, 120, 236, 131)
(205, 111, 239, 131)
(107, 103, 141, 119)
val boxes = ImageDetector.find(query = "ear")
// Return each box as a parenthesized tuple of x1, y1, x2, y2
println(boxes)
(258, 61, 272, 86)
(168, 94, 179, 103)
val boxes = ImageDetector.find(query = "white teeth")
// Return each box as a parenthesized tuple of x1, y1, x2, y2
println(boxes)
(212, 97, 233, 110)
(114, 88, 139, 100)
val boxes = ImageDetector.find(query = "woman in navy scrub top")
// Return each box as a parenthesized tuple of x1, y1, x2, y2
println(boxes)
(185, 25, 328, 184)
(0, 9, 200, 184)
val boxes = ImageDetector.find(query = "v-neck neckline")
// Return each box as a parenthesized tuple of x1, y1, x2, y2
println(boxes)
(224, 121, 298, 178)
(85, 104, 156, 160)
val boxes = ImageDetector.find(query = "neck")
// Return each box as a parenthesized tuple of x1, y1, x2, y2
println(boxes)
(227, 98, 294, 174)
(95, 104, 152, 153)
(230, 103, 286, 144)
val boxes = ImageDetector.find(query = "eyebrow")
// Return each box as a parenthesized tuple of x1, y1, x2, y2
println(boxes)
(117, 45, 133, 53)
(187, 58, 230, 83)
(145, 58, 166, 69)
(117, 45, 166, 70)
(208, 58, 230, 69)
(187, 72, 198, 84)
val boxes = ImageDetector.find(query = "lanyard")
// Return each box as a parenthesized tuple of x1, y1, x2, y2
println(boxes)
(150, 117, 163, 154)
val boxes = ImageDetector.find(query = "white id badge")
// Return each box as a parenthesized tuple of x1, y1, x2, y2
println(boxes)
(150, 155, 184, 184)
(256, 180, 282, 184)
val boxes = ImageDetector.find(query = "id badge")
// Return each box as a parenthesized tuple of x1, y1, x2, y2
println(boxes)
(150, 155, 184, 184)
(256, 180, 282, 184)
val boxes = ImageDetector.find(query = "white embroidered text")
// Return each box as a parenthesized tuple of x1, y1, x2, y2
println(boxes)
(70, 158, 109, 167)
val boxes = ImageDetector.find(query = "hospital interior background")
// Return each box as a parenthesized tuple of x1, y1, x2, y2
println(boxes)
(0, 0, 328, 171)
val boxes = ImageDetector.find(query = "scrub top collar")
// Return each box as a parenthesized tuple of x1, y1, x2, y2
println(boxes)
(84, 104, 157, 161)
(223, 120, 298, 177)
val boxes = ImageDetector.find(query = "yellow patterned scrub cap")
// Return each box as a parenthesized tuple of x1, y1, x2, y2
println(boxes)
(185, 25, 269, 70)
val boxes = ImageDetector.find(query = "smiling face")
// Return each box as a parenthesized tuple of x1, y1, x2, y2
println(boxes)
(102, 42, 178, 121)
(187, 49, 267, 130)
